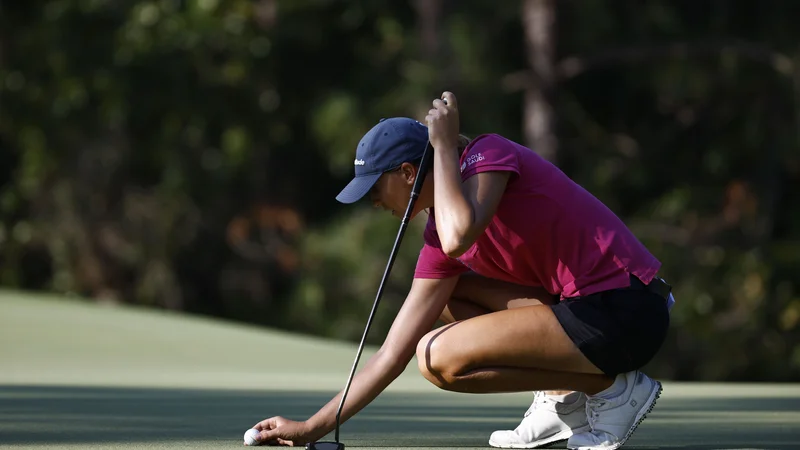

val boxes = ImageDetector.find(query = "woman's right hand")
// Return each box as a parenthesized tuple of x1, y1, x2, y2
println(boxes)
(249, 416, 322, 446)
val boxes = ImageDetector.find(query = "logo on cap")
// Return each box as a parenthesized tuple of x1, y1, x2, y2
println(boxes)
(354, 159, 365, 166)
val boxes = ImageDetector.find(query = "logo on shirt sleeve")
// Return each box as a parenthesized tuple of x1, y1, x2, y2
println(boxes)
(465, 153, 484, 167)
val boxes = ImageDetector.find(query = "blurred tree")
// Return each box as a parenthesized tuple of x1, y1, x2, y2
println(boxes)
(521, 0, 558, 162)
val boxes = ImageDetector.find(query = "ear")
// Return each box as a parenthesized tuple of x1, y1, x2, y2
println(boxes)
(399, 162, 417, 185)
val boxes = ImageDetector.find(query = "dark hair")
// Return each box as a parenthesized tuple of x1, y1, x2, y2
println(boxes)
(456, 134, 473, 156)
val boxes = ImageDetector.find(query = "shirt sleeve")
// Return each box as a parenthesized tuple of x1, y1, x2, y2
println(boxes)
(413, 214, 470, 279)
(459, 134, 521, 181)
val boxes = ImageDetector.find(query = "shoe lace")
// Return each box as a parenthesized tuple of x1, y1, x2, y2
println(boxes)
(585, 397, 606, 430)
(523, 391, 546, 418)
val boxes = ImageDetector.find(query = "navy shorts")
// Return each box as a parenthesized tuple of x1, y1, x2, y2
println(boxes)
(551, 275, 671, 376)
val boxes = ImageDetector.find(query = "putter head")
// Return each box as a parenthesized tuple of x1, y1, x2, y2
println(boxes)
(305, 442, 344, 450)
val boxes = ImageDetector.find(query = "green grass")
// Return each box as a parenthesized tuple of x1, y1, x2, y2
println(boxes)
(1, 289, 799, 449)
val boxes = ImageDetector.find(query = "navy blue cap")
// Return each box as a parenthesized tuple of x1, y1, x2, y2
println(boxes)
(335, 117, 429, 204)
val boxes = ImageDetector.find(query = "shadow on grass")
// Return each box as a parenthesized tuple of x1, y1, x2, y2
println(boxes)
(0, 385, 799, 449)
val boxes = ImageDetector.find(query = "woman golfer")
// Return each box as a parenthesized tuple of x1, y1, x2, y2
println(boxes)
(250, 92, 674, 450)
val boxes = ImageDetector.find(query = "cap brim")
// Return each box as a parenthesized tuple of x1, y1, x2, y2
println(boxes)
(335, 173, 382, 204)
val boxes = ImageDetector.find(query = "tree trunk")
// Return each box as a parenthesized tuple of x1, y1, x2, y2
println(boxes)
(521, 0, 557, 162)
(412, 0, 442, 61)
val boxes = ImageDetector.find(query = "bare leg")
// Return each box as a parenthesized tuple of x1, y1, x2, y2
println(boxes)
(438, 273, 580, 396)
(439, 271, 555, 322)
(418, 304, 612, 394)
(433, 273, 665, 450)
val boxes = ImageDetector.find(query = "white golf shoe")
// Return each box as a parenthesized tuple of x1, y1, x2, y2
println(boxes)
(567, 371, 662, 450)
(489, 391, 591, 448)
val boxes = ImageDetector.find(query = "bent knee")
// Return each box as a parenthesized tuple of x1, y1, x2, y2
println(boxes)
(415, 327, 467, 390)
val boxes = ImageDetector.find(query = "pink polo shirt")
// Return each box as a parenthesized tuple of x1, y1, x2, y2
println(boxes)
(413, 134, 661, 299)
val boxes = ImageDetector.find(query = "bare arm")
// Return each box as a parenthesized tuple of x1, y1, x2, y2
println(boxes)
(304, 276, 459, 439)
(426, 92, 510, 258)
(433, 170, 509, 258)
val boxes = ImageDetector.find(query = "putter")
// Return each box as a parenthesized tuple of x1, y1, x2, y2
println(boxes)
(305, 104, 442, 450)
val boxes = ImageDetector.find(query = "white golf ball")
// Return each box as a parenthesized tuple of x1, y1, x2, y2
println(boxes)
(244, 428, 260, 446)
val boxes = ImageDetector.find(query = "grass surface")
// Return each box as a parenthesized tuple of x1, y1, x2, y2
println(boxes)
(2, 290, 799, 449)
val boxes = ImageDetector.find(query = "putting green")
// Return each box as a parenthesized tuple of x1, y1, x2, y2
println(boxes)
(2, 290, 799, 449)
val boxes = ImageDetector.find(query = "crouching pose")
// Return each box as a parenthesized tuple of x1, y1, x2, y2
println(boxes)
(250, 92, 673, 450)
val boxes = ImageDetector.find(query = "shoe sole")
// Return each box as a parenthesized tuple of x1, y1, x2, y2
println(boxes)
(489, 425, 591, 449)
(567, 381, 663, 450)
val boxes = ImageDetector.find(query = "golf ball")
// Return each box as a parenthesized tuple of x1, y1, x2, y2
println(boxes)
(244, 428, 260, 446)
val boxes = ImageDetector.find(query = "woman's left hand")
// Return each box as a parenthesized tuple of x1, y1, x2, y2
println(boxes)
(425, 91, 460, 151)
(249, 416, 323, 446)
